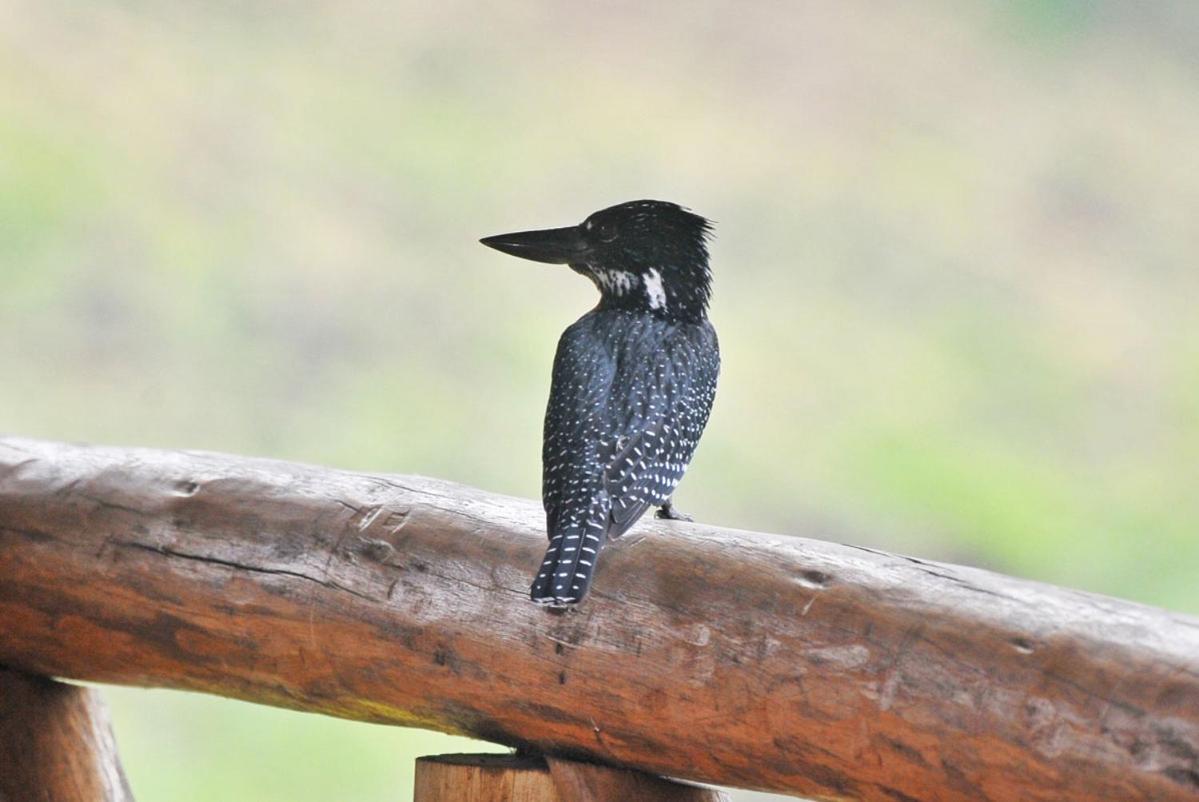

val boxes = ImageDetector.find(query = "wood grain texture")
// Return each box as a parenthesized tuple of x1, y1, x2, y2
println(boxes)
(0, 668, 135, 802)
(413, 754, 725, 801)
(414, 754, 556, 802)
(547, 756, 728, 801)
(0, 437, 1197, 802)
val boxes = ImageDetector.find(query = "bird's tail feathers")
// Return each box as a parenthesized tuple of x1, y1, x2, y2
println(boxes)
(530, 495, 610, 606)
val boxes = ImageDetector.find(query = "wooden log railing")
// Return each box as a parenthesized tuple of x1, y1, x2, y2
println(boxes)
(0, 437, 1197, 801)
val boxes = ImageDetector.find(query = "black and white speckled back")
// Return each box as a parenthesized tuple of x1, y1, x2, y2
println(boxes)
(532, 308, 720, 604)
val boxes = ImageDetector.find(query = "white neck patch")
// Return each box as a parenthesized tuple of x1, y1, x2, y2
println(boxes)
(644, 268, 667, 310)
(595, 269, 635, 295)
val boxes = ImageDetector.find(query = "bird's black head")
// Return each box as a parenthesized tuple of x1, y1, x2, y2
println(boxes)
(480, 200, 714, 321)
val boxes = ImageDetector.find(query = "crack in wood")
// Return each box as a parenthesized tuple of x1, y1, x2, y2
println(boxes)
(113, 540, 378, 601)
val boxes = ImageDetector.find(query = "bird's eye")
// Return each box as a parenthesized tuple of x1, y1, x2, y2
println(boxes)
(597, 223, 618, 243)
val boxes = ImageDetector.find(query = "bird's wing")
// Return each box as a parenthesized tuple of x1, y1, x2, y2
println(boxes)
(541, 316, 618, 538)
(602, 322, 719, 538)
(542, 315, 719, 542)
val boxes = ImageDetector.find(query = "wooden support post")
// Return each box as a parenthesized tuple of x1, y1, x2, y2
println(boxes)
(0, 667, 135, 802)
(414, 755, 554, 802)
(413, 754, 727, 802)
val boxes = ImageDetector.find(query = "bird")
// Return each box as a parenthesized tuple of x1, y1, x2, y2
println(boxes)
(480, 199, 720, 606)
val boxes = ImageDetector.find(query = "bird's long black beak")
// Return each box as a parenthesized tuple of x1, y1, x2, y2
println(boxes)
(479, 225, 587, 265)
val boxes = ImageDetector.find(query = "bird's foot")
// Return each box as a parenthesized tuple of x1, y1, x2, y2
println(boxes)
(655, 501, 693, 522)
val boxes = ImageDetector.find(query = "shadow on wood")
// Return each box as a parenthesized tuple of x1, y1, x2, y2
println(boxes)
(0, 668, 134, 802)
(547, 756, 727, 801)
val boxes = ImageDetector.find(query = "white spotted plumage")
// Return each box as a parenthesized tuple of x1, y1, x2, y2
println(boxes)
(487, 199, 720, 606)
(531, 309, 719, 605)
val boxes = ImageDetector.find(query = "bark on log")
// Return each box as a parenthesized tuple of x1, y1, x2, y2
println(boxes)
(0, 668, 135, 802)
(0, 437, 1197, 802)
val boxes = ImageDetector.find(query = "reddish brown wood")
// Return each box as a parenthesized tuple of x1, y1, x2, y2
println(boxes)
(546, 756, 727, 801)
(414, 754, 556, 802)
(412, 754, 724, 801)
(0, 668, 135, 802)
(0, 437, 1197, 802)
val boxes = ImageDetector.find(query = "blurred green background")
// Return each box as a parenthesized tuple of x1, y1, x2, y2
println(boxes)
(2, 1, 1197, 799)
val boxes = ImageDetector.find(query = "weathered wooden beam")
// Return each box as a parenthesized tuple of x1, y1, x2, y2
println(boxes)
(0, 668, 135, 802)
(0, 437, 1196, 802)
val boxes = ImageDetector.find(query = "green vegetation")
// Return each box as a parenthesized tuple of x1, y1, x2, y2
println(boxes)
(3, 2, 1196, 799)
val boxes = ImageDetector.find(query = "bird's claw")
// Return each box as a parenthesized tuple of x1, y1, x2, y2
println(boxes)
(655, 503, 693, 522)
